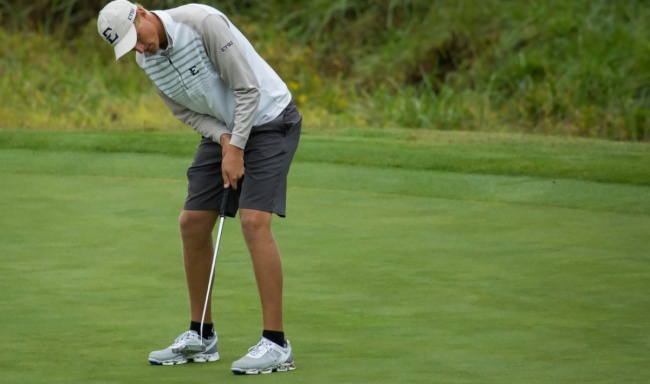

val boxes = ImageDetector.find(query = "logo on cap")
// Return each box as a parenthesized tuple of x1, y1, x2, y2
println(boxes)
(102, 28, 118, 44)
(100, 5, 135, 46)
(98, 1, 140, 60)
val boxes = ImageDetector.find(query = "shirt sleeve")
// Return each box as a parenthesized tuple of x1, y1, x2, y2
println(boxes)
(157, 89, 231, 143)
(199, 13, 261, 149)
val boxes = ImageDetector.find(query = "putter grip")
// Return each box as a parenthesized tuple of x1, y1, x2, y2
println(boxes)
(220, 188, 230, 218)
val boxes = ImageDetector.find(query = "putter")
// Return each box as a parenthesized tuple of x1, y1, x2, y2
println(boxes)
(174, 187, 230, 354)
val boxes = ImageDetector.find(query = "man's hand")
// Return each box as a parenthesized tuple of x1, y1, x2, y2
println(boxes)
(220, 134, 245, 190)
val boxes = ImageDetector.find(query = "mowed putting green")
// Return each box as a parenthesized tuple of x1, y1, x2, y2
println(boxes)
(0, 132, 649, 383)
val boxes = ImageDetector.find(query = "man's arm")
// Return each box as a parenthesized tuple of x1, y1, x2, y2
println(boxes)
(157, 90, 231, 142)
(160, 87, 243, 189)
(199, 13, 261, 189)
(199, 13, 261, 150)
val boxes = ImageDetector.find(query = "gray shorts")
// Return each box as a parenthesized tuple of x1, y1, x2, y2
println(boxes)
(184, 101, 302, 217)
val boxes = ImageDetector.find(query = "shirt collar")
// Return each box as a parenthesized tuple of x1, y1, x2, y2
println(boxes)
(150, 10, 174, 55)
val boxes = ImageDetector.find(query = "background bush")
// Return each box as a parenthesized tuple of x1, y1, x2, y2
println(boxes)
(1, 0, 649, 140)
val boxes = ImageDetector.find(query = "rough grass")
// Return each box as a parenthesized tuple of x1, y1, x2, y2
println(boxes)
(1, 0, 649, 139)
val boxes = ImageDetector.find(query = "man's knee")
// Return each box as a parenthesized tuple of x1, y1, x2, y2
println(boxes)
(239, 209, 271, 236)
(179, 210, 217, 239)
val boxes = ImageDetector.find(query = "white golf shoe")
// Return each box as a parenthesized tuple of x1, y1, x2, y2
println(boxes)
(231, 337, 295, 375)
(148, 330, 219, 366)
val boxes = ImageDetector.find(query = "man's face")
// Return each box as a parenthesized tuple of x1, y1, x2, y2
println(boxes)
(133, 13, 159, 54)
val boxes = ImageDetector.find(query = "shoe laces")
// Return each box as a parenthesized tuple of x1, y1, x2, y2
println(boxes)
(247, 338, 273, 358)
(171, 331, 199, 348)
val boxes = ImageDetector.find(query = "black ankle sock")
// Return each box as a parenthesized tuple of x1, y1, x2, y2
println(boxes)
(263, 330, 285, 347)
(190, 321, 214, 338)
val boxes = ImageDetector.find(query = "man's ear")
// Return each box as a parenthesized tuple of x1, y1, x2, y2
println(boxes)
(136, 5, 147, 19)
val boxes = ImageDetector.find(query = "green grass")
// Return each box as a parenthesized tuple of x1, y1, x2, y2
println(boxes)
(1, 130, 649, 186)
(1, 131, 649, 383)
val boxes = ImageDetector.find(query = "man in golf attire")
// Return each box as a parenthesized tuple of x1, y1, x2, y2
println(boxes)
(97, 0, 300, 374)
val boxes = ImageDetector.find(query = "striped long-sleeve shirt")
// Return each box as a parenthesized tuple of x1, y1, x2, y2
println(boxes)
(135, 4, 291, 149)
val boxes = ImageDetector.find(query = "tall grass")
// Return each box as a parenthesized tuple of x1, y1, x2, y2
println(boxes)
(1, 0, 648, 140)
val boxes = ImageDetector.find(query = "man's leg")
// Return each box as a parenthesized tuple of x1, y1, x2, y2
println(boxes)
(231, 208, 295, 374)
(231, 102, 300, 374)
(179, 209, 219, 323)
(148, 209, 220, 365)
(239, 208, 283, 331)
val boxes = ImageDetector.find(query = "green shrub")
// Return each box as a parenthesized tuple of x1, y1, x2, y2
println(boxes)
(1, 0, 649, 140)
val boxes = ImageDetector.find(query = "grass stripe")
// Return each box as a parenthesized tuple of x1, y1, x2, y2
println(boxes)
(1, 149, 648, 215)
(1, 130, 649, 185)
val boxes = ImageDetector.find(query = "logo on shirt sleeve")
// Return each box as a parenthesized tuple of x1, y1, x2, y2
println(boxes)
(220, 41, 234, 52)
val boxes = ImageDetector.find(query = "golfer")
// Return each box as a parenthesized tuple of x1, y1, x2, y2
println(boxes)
(97, 0, 301, 374)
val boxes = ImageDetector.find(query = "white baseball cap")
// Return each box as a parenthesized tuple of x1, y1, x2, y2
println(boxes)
(97, 0, 138, 60)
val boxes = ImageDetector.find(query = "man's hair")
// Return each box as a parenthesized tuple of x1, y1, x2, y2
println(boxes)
(133, 3, 144, 27)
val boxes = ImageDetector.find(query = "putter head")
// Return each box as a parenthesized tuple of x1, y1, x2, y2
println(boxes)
(172, 344, 207, 354)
